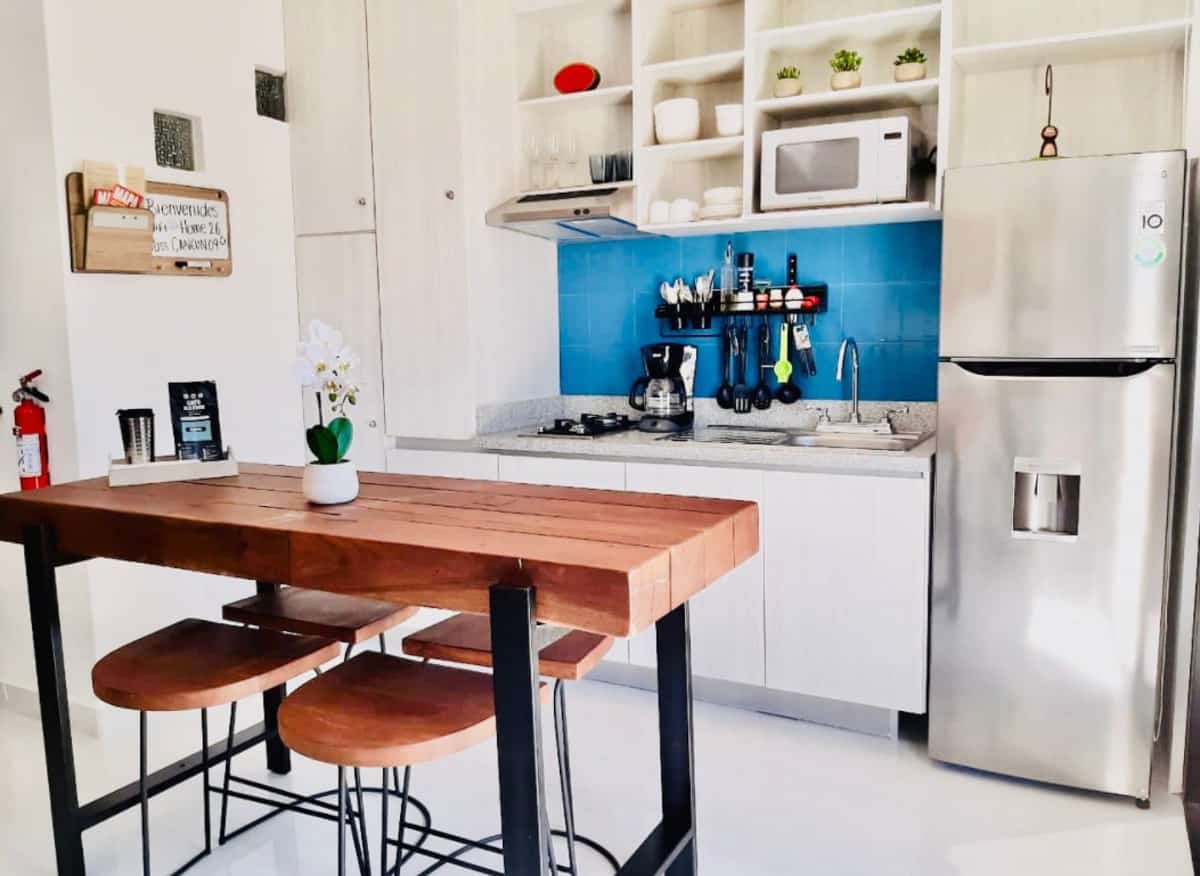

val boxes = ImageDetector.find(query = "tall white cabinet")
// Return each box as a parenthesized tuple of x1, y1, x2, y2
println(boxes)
(283, 0, 376, 235)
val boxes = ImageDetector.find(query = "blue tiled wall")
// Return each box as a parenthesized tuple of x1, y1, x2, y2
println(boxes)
(558, 221, 942, 401)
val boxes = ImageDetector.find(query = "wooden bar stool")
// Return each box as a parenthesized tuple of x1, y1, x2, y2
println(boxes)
(91, 618, 340, 876)
(403, 613, 616, 875)
(222, 586, 421, 872)
(279, 651, 544, 875)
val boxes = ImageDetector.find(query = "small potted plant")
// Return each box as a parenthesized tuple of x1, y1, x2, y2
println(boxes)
(294, 319, 361, 505)
(894, 47, 928, 83)
(774, 65, 802, 98)
(829, 50, 863, 91)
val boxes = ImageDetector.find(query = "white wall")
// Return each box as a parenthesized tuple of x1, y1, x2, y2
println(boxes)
(460, 0, 560, 410)
(0, 0, 95, 706)
(0, 0, 302, 729)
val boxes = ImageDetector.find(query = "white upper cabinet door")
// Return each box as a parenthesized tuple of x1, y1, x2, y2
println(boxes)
(763, 471, 931, 714)
(625, 463, 765, 687)
(386, 448, 499, 481)
(295, 233, 387, 473)
(284, 0, 376, 235)
(368, 0, 474, 440)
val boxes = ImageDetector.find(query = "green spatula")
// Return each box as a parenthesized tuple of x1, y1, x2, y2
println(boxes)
(773, 322, 793, 383)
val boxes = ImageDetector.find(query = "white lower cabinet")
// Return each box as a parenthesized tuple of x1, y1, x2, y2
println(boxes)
(624, 463, 765, 688)
(385, 448, 498, 480)
(763, 470, 930, 714)
(496, 455, 625, 490)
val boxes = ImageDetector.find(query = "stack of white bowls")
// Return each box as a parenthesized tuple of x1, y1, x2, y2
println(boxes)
(699, 186, 742, 221)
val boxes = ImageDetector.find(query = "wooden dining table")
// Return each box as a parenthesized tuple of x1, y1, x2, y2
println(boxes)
(0, 462, 759, 875)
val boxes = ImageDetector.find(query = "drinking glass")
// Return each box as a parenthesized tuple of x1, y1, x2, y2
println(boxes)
(564, 132, 579, 182)
(527, 135, 544, 190)
(545, 133, 561, 188)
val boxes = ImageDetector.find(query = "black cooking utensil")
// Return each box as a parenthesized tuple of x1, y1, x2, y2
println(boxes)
(734, 322, 752, 414)
(716, 322, 735, 410)
(753, 320, 772, 410)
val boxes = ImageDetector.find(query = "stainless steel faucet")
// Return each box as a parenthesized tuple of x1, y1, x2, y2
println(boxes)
(836, 338, 860, 424)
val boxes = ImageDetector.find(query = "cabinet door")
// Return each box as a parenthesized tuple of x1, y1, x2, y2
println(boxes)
(295, 234, 386, 472)
(496, 454, 628, 662)
(387, 448, 498, 481)
(763, 471, 930, 713)
(284, 0, 375, 234)
(368, 0, 474, 439)
(625, 463, 765, 687)
(497, 456, 625, 491)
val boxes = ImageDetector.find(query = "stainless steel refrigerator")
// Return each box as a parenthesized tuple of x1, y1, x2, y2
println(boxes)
(929, 151, 1186, 803)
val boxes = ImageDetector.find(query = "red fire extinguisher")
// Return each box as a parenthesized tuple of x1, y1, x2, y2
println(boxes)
(12, 369, 51, 490)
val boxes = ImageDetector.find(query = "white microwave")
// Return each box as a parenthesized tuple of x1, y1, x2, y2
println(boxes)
(760, 117, 927, 211)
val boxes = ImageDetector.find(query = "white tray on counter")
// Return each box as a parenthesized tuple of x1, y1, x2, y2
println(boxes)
(108, 449, 239, 487)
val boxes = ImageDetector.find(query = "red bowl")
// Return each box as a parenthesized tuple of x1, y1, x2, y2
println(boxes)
(554, 63, 601, 94)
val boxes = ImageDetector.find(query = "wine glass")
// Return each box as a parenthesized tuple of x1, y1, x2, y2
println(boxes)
(545, 133, 561, 188)
(527, 135, 544, 190)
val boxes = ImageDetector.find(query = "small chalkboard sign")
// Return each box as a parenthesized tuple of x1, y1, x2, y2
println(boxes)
(144, 181, 233, 276)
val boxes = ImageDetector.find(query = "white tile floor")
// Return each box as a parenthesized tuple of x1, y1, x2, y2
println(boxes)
(0, 679, 1192, 875)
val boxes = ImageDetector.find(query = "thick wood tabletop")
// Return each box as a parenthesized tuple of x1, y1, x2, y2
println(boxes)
(0, 463, 758, 637)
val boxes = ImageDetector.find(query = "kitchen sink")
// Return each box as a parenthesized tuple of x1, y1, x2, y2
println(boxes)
(782, 431, 929, 451)
(663, 425, 930, 452)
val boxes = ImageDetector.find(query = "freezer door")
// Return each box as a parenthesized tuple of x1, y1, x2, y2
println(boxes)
(940, 152, 1185, 359)
(930, 361, 1175, 799)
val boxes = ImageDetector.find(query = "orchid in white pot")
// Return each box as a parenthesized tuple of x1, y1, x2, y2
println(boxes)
(294, 319, 362, 504)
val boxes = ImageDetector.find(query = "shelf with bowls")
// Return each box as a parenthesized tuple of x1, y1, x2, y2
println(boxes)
(518, 84, 634, 110)
(756, 77, 939, 119)
(641, 49, 746, 85)
(641, 201, 939, 236)
(952, 19, 1190, 74)
(639, 134, 744, 162)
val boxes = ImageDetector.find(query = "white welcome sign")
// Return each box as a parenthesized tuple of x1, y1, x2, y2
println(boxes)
(144, 192, 230, 260)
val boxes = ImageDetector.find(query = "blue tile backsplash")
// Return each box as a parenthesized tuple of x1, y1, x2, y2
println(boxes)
(558, 221, 942, 401)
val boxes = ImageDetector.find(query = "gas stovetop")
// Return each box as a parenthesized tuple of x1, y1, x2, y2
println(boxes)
(527, 413, 636, 438)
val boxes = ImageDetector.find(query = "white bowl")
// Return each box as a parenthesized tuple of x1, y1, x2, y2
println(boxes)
(714, 104, 744, 137)
(698, 202, 741, 221)
(653, 98, 701, 145)
(668, 198, 698, 223)
(703, 186, 743, 206)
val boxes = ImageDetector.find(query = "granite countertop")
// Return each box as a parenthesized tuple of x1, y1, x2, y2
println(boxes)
(474, 427, 934, 475)
(392, 396, 937, 476)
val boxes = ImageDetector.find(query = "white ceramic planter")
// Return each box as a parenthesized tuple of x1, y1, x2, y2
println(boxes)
(894, 62, 927, 83)
(773, 78, 803, 98)
(302, 460, 359, 505)
(830, 71, 862, 91)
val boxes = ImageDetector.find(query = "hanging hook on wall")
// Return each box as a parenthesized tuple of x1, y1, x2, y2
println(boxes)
(1040, 64, 1060, 159)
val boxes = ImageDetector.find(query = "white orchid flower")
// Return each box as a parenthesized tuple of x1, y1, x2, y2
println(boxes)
(295, 320, 363, 419)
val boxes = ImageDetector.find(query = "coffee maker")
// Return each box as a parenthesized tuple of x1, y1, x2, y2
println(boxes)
(629, 344, 696, 432)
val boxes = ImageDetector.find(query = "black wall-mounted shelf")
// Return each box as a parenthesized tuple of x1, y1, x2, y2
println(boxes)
(654, 283, 828, 337)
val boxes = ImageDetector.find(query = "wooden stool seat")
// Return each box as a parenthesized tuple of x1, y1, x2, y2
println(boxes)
(403, 613, 613, 681)
(92, 619, 340, 712)
(279, 651, 547, 769)
(223, 587, 419, 644)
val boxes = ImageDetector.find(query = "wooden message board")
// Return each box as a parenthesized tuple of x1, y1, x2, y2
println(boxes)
(65, 173, 233, 276)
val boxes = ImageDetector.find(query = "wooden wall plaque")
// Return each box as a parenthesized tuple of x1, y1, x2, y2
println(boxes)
(66, 173, 233, 277)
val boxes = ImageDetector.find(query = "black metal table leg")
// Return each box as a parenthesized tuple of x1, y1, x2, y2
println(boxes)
(490, 584, 551, 875)
(656, 603, 698, 876)
(25, 523, 86, 876)
(256, 581, 292, 775)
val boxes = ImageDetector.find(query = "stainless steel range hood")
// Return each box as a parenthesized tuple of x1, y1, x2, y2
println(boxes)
(485, 185, 652, 242)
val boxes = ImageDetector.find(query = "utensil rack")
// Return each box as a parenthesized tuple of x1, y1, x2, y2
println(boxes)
(654, 282, 828, 337)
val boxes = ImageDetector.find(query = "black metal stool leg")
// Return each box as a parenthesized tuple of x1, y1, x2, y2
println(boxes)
(353, 767, 372, 875)
(337, 767, 347, 876)
(218, 701, 237, 844)
(393, 764, 411, 874)
(200, 708, 212, 856)
(553, 680, 579, 876)
(380, 767, 390, 876)
(140, 710, 151, 876)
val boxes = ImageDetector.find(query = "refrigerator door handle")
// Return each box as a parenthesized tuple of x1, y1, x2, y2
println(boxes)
(947, 359, 1166, 379)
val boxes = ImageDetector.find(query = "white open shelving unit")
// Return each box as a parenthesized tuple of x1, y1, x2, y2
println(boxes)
(511, 0, 1197, 238)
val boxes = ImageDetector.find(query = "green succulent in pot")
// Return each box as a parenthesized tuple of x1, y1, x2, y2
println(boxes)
(895, 47, 927, 66)
(893, 46, 929, 83)
(776, 65, 800, 80)
(829, 50, 863, 73)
